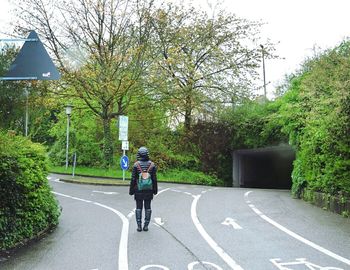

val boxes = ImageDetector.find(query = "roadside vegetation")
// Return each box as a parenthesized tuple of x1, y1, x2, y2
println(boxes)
(0, 0, 349, 252)
(0, 132, 60, 251)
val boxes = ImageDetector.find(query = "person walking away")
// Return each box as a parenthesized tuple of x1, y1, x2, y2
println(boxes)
(129, 146, 158, 232)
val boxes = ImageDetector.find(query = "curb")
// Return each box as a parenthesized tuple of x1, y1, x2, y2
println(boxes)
(59, 178, 129, 186)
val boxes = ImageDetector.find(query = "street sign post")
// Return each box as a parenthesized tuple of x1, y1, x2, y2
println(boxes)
(118, 116, 129, 180)
(118, 116, 128, 141)
(122, 141, 129, 150)
(120, 155, 129, 181)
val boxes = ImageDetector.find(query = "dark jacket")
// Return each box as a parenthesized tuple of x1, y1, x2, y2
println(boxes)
(129, 159, 158, 201)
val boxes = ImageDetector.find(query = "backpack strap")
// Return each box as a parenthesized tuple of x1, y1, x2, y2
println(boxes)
(136, 161, 153, 172)
(147, 162, 154, 172)
(136, 161, 143, 172)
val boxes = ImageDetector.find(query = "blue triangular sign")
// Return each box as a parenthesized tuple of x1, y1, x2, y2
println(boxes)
(5, 30, 61, 80)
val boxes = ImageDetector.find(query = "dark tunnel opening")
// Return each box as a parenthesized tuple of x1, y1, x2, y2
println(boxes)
(232, 146, 295, 189)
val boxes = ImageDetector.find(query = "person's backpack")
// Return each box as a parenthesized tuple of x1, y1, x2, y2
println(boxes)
(136, 162, 153, 191)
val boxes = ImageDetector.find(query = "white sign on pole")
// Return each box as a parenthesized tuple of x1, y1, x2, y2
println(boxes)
(122, 141, 129, 150)
(118, 115, 128, 141)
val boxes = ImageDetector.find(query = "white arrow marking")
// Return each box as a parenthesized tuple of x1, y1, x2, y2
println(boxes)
(154, 217, 164, 226)
(221, 218, 243, 230)
(123, 159, 128, 167)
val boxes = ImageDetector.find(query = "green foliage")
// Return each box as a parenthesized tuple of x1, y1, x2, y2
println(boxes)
(48, 104, 104, 167)
(149, 3, 274, 134)
(220, 100, 288, 150)
(0, 131, 60, 250)
(278, 40, 350, 197)
(0, 45, 27, 133)
(160, 169, 224, 186)
(291, 158, 307, 198)
(49, 164, 223, 186)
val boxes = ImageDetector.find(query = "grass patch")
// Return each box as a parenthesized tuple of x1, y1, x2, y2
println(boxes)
(49, 165, 128, 179)
(49, 166, 224, 186)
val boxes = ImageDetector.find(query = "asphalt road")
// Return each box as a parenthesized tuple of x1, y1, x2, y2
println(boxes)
(1, 174, 350, 270)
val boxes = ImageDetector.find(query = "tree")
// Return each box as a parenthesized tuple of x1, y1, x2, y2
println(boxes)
(149, 3, 275, 134)
(0, 45, 25, 132)
(13, 0, 155, 166)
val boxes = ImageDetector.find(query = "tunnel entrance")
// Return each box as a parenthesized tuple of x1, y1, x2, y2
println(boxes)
(232, 145, 295, 189)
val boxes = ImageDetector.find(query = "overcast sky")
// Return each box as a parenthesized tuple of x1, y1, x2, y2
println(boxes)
(1, 0, 350, 98)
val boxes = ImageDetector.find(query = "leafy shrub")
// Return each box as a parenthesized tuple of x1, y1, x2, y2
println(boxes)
(278, 41, 350, 197)
(160, 169, 225, 186)
(48, 108, 104, 167)
(0, 131, 60, 250)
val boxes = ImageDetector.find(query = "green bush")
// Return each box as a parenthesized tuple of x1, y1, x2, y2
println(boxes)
(0, 131, 60, 251)
(278, 41, 350, 197)
(160, 169, 225, 186)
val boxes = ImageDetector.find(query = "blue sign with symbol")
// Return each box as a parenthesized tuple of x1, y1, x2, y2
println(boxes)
(120, 155, 129, 170)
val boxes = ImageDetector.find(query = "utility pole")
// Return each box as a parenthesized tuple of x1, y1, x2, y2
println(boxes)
(260, 44, 267, 99)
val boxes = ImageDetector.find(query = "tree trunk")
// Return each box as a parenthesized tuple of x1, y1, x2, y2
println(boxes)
(184, 108, 192, 134)
(102, 116, 113, 167)
(184, 90, 192, 134)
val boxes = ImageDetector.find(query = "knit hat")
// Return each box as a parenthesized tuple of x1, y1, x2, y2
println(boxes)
(137, 146, 149, 161)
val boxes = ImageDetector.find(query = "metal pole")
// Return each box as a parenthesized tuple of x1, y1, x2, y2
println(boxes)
(0, 38, 38, 42)
(65, 114, 70, 170)
(122, 149, 126, 181)
(25, 88, 29, 136)
(72, 152, 77, 177)
(260, 44, 267, 99)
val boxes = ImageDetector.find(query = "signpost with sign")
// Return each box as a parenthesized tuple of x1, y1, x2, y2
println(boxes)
(119, 115, 128, 141)
(118, 116, 129, 180)
(120, 155, 129, 171)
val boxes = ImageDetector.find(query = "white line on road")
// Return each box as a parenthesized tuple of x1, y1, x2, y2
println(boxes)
(244, 191, 350, 266)
(94, 202, 129, 270)
(48, 178, 64, 184)
(92, 191, 119, 195)
(126, 188, 170, 220)
(52, 191, 129, 270)
(191, 194, 244, 270)
(156, 188, 171, 197)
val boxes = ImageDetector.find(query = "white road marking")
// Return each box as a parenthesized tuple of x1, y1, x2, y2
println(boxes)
(140, 265, 169, 270)
(127, 210, 135, 219)
(52, 191, 129, 270)
(154, 217, 164, 226)
(270, 258, 343, 270)
(188, 261, 223, 270)
(48, 177, 64, 184)
(92, 191, 118, 195)
(156, 188, 170, 197)
(93, 202, 129, 270)
(191, 194, 244, 270)
(244, 191, 350, 266)
(221, 218, 243, 230)
(127, 188, 170, 220)
(244, 191, 252, 199)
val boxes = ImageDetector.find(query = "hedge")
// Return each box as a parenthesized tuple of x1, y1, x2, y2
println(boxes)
(0, 131, 60, 251)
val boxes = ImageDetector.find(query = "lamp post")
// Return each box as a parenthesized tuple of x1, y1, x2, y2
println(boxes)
(260, 44, 267, 99)
(65, 105, 72, 170)
(24, 88, 29, 136)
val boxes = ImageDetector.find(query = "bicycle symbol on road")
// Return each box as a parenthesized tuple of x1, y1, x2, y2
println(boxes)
(270, 258, 343, 270)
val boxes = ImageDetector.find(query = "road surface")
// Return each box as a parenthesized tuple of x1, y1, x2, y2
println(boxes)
(1, 174, 350, 270)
